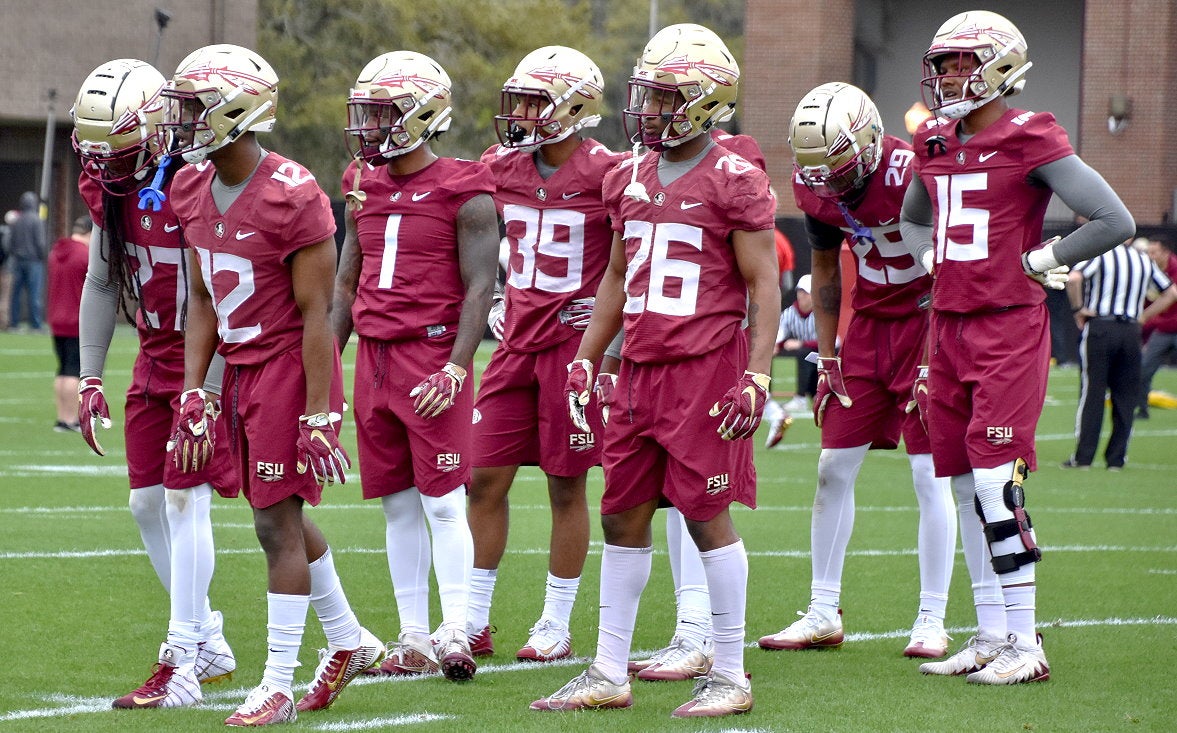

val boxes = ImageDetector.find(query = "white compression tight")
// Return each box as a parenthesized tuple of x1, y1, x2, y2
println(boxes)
(951, 473, 1006, 638)
(665, 508, 711, 647)
(809, 445, 870, 609)
(381, 488, 473, 638)
(908, 453, 956, 619)
(164, 485, 215, 653)
(129, 484, 171, 591)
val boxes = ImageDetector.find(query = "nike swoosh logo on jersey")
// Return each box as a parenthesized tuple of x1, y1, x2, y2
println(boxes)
(412, 191, 432, 201)
(562, 191, 582, 200)
(979, 151, 998, 162)
(235, 231, 256, 240)
(680, 201, 703, 209)
(164, 224, 180, 232)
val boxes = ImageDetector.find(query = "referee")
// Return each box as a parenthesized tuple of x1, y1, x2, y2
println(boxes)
(1063, 238, 1177, 470)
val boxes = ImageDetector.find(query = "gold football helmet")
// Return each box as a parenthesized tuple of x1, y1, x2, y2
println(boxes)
(162, 44, 278, 164)
(346, 51, 453, 162)
(624, 23, 739, 150)
(789, 82, 884, 199)
(921, 10, 1031, 119)
(71, 59, 166, 194)
(495, 46, 604, 151)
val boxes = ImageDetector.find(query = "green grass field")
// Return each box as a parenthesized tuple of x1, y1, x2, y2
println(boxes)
(1, 326, 1175, 732)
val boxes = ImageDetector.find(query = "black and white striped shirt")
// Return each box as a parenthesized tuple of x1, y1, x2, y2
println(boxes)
(1075, 245, 1173, 320)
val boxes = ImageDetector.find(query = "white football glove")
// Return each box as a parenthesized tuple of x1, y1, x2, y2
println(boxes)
(488, 297, 505, 341)
(1022, 236, 1069, 290)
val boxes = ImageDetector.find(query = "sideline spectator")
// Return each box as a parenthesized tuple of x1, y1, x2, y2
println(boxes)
(47, 216, 91, 431)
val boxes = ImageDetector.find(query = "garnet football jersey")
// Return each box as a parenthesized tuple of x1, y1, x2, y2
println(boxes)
(601, 144, 776, 364)
(170, 153, 336, 365)
(912, 108, 1074, 314)
(342, 157, 495, 342)
(80, 172, 188, 363)
(794, 135, 931, 319)
(710, 130, 767, 172)
(481, 139, 622, 352)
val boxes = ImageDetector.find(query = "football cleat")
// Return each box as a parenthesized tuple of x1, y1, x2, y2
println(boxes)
(436, 626, 477, 681)
(966, 633, 1050, 685)
(627, 643, 670, 674)
(758, 606, 843, 650)
(919, 633, 1005, 676)
(671, 671, 753, 718)
(764, 414, 793, 449)
(225, 683, 295, 727)
(636, 636, 713, 682)
(196, 609, 236, 684)
(469, 624, 495, 657)
(112, 643, 201, 709)
(903, 615, 949, 658)
(516, 618, 573, 662)
(530, 664, 633, 711)
(295, 627, 385, 712)
(364, 633, 439, 677)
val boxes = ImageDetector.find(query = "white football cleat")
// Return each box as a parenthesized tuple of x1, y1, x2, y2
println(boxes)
(636, 636, 713, 681)
(435, 626, 477, 681)
(758, 606, 843, 650)
(966, 633, 1050, 685)
(225, 683, 295, 726)
(196, 609, 236, 684)
(919, 633, 1005, 676)
(671, 670, 753, 718)
(530, 664, 633, 711)
(516, 618, 572, 662)
(112, 643, 202, 709)
(903, 615, 949, 658)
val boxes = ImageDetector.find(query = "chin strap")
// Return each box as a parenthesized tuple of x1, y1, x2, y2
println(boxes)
(137, 154, 172, 211)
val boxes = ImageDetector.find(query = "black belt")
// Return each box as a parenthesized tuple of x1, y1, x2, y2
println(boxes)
(1093, 315, 1137, 323)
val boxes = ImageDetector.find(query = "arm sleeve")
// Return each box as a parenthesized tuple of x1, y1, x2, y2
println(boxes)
(203, 352, 227, 395)
(603, 329, 625, 361)
(806, 214, 845, 252)
(78, 226, 120, 379)
(899, 176, 935, 266)
(1032, 156, 1136, 265)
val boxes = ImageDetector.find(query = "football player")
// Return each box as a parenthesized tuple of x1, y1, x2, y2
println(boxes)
(333, 51, 499, 682)
(756, 82, 958, 659)
(161, 44, 384, 724)
(73, 57, 238, 710)
(531, 23, 779, 718)
(900, 10, 1134, 684)
(621, 106, 773, 683)
(467, 46, 621, 662)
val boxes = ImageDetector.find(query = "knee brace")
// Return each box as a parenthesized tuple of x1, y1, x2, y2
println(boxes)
(973, 459, 1042, 574)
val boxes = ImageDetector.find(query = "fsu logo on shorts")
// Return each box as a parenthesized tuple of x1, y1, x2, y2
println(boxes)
(140, 215, 152, 230)
(214, 221, 225, 238)
(535, 187, 548, 201)
(436, 453, 462, 472)
(568, 433, 595, 452)
(653, 192, 666, 206)
(705, 472, 731, 495)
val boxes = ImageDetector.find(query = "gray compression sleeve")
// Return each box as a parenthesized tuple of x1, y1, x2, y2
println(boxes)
(78, 226, 120, 380)
(204, 353, 227, 395)
(1031, 156, 1135, 265)
(603, 329, 624, 361)
(900, 177, 935, 266)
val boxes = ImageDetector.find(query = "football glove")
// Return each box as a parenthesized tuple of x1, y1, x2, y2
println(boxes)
(708, 371, 772, 441)
(565, 358, 593, 433)
(594, 372, 618, 426)
(166, 388, 217, 473)
(78, 377, 113, 457)
(488, 297, 505, 341)
(558, 297, 595, 331)
(1022, 236, 1069, 290)
(814, 357, 852, 428)
(905, 365, 930, 433)
(409, 362, 467, 418)
(295, 412, 350, 487)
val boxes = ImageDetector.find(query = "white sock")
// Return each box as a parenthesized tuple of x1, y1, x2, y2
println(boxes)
(669, 510, 710, 646)
(309, 547, 362, 649)
(699, 540, 748, 683)
(468, 568, 497, 631)
(540, 572, 580, 629)
(909, 454, 955, 620)
(381, 490, 431, 637)
(262, 592, 308, 693)
(129, 484, 170, 591)
(422, 489, 473, 633)
(594, 544, 652, 684)
(1002, 584, 1038, 647)
(164, 485, 213, 659)
(810, 445, 869, 613)
(952, 474, 1005, 640)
